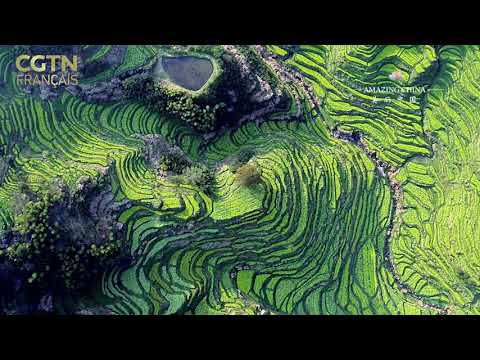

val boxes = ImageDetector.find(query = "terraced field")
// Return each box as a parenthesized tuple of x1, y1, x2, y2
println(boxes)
(392, 46, 480, 313)
(99, 118, 436, 315)
(285, 45, 435, 167)
(275, 45, 480, 314)
(0, 45, 479, 314)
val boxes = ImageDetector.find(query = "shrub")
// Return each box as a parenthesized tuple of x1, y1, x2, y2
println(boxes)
(235, 161, 262, 187)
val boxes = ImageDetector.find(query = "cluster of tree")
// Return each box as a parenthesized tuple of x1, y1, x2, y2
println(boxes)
(205, 53, 251, 119)
(125, 77, 226, 133)
(142, 135, 215, 194)
(171, 164, 215, 194)
(125, 46, 286, 135)
(238, 46, 279, 88)
(0, 173, 128, 312)
(143, 134, 192, 174)
(201, 46, 286, 128)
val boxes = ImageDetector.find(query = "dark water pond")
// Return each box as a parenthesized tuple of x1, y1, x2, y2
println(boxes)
(160, 56, 214, 91)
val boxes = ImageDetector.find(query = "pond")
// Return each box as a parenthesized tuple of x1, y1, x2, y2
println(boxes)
(155, 55, 214, 91)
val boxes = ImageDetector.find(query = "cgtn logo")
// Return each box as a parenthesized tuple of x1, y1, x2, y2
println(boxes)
(15, 54, 79, 87)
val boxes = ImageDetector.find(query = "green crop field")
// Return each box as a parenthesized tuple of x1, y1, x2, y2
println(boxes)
(0, 45, 478, 315)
